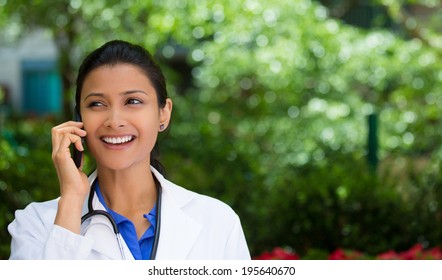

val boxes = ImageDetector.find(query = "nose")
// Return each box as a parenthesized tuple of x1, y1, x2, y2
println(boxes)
(104, 108, 126, 129)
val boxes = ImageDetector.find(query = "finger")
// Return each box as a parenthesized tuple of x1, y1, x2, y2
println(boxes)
(53, 121, 84, 129)
(52, 122, 83, 143)
(65, 134, 85, 152)
(54, 133, 84, 160)
(53, 126, 87, 137)
(53, 135, 85, 172)
(52, 126, 87, 152)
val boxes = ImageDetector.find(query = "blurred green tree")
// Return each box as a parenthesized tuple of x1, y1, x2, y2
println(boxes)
(1, 0, 442, 259)
(1, 0, 173, 119)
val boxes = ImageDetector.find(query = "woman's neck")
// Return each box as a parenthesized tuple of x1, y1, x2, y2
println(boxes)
(96, 162, 157, 216)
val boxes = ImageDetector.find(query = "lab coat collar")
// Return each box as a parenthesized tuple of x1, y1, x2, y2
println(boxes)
(81, 167, 202, 260)
(150, 167, 202, 259)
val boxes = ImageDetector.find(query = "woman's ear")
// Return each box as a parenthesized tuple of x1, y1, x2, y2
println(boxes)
(159, 98, 173, 131)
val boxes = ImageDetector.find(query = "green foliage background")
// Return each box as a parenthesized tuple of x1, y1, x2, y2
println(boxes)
(1, 0, 442, 259)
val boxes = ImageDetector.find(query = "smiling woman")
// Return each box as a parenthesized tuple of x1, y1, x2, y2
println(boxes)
(80, 64, 168, 172)
(7, 40, 250, 260)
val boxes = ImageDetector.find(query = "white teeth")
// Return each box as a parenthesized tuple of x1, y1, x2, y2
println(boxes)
(102, 136, 133, 144)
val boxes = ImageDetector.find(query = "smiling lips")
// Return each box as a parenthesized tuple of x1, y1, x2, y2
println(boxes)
(101, 135, 135, 145)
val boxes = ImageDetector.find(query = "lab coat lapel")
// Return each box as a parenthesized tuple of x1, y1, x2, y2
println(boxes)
(155, 191, 202, 259)
(152, 169, 202, 259)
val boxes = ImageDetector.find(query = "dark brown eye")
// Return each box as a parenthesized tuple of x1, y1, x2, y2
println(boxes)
(126, 98, 143, 105)
(87, 101, 105, 107)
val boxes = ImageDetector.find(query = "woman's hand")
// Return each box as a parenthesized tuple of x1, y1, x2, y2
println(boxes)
(51, 121, 89, 233)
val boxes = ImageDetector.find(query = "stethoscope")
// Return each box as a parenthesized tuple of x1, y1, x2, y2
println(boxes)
(80, 176, 162, 260)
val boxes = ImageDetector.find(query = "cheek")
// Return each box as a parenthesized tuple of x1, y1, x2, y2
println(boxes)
(83, 120, 97, 133)
(81, 118, 101, 148)
(141, 123, 160, 144)
(139, 110, 161, 131)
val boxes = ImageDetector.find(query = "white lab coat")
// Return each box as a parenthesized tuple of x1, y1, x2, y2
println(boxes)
(8, 167, 251, 260)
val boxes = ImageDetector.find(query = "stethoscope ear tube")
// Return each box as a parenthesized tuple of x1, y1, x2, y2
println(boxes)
(116, 233, 126, 260)
(81, 209, 119, 234)
(150, 176, 162, 260)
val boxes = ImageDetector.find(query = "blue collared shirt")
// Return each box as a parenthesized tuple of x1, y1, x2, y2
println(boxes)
(95, 181, 156, 260)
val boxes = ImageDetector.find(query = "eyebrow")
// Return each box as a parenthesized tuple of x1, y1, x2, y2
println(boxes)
(83, 90, 148, 102)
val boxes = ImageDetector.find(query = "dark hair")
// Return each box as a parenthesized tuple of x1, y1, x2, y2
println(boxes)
(75, 40, 168, 175)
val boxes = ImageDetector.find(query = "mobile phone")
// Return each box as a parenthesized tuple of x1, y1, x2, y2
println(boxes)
(72, 112, 84, 168)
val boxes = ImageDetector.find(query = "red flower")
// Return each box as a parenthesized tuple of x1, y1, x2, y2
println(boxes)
(398, 244, 423, 260)
(328, 248, 347, 260)
(328, 248, 364, 260)
(255, 244, 442, 260)
(421, 246, 442, 260)
(271, 247, 300, 260)
(376, 250, 399, 260)
(254, 247, 300, 260)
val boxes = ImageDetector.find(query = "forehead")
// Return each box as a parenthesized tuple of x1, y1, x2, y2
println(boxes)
(81, 63, 154, 94)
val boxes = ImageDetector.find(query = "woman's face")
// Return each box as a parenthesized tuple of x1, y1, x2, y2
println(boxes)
(79, 63, 172, 171)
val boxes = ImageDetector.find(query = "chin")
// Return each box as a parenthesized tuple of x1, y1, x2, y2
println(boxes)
(95, 156, 149, 172)
(96, 162, 130, 171)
